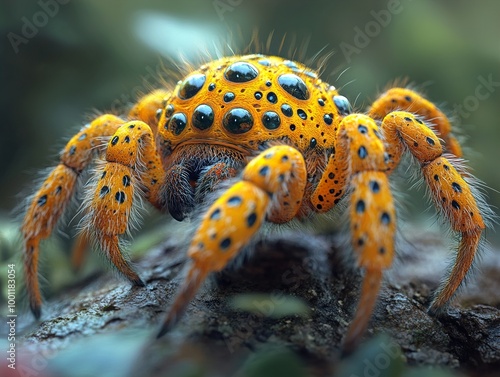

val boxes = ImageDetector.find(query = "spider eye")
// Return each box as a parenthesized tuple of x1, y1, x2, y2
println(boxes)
(178, 73, 206, 100)
(223, 108, 254, 134)
(278, 73, 310, 100)
(333, 95, 352, 116)
(224, 62, 258, 83)
(192, 104, 214, 130)
(168, 113, 187, 135)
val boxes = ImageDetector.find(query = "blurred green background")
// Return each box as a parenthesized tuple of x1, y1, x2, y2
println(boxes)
(0, 1, 499, 376)
(1, 0, 499, 244)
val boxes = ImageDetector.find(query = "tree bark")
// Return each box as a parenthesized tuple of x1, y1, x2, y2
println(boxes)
(14, 230, 500, 377)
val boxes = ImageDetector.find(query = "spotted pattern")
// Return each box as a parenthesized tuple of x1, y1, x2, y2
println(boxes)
(246, 212, 257, 227)
(262, 111, 281, 130)
(115, 191, 126, 204)
(192, 105, 214, 130)
(278, 74, 310, 100)
(381, 212, 391, 225)
(224, 62, 258, 83)
(227, 195, 243, 206)
(452, 182, 462, 193)
(358, 146, 368, 159)
(168, 113, 187, 135)
(37, 195, 47, 206)
(422, 156, 485, 232)
(297, 109, 307, 120)
(333, 95, 352, 116)
(369, 180, 380, 193)
(159, 55, 345, 153)
(210, 208, 221, 220)
(267, 92, 278, 104)
(100, 186, 110, 197)
(223, 92, 235, 102)
(178, 73, 206, 100)
(220, 237, 231, 250)
(223, 108, 253, 134)
(20, 54, 490, 355)
(165, 104, 174, 117)
(356, 199, 366, 213)
(123, 175, 131, 187)
(281, 104, 293, 117)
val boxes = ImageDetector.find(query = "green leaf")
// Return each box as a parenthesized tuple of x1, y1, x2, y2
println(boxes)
(229, 293, 310, 318)
(237, 346, 307, 377)
(336, 335, 405, 377)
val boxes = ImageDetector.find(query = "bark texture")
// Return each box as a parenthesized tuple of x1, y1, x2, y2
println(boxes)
(14, 230, 500, 377)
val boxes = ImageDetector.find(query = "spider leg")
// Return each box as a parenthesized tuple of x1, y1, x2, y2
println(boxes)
(70, 90, 170, 268)
(71, 230, 90, 270)
(313, 114, 396, 352)
(379, 111, 486, 314)
(369, 87, 462, 158)
(21, 114, 125, 318)
(157, 144, 307, 337)
(128, 89, 171, 133)
(194, 162, 239, 205)
(80, 120, 165, 286)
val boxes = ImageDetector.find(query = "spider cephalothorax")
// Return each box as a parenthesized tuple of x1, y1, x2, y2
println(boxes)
(21, 54, 491, 351)
(156, 55, 346, 221)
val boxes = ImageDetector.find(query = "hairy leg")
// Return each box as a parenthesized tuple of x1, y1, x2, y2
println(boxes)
(313, 114, 396, 352)
(22, 114, 125, 318)
(80, 120, 165, 284)
(379, 111, 487, 314)
(157, 144, 307, 337)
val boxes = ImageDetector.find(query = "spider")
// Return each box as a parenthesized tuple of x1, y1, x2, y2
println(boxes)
(21, 54, 492, 352)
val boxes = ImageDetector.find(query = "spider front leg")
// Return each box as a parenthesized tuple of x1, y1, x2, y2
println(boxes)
(157, 145, 307, 337)
(70, 230, 91, 271)
(81, 120, 165, 286)
(378, 111, 487, 314)
(22, 114, 125, 318)
(369, 87, 462, 158)
(368, 87, 490, 314)
(22, 89, 170, 318)
(312, 114, 397, 352)
(70, 89, 170, 270)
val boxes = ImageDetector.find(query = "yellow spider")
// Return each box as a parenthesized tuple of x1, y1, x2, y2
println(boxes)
(21, 54, 492, 351)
